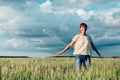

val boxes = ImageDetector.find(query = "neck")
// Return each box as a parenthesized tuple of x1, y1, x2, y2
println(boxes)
(80, 32, 86, 36)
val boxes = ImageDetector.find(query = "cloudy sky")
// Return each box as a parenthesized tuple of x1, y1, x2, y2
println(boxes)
(0, 0, 120, 57)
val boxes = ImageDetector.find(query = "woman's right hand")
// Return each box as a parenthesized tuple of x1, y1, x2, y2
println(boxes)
(56, 50, 64, 55)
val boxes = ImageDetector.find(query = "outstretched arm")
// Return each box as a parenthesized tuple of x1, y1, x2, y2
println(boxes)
(91, 41, 101, 57)
(56, 40, 76, 55)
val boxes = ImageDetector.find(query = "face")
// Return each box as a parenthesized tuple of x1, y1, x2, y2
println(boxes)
(80, 25, 87, 32)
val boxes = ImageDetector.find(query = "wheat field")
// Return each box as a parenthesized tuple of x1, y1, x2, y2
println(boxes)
(0, 58, 120, 80)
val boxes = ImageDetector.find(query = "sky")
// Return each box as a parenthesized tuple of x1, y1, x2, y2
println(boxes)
(0, 0, 120, 57)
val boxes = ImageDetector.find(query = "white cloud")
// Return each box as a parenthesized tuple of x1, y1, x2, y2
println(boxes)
(0, 29, 6, 36)
(26, 1, 34, 6)
(0, 6, 21, 32)
(36, 47, 51, 50)
(96, 8, 120, 26)
(6, 38, 29, 48)
(0, 6, 11, 19)
(38, 35, 64, 46)
(95, 32, 120, 43)
(0, 16, 20, 32)
(59, 24, 70, 31)
(80, 0, 92, 7)
(117, 3, 120, 7)
(30, 38, 45, 45)
(0, 6, 18, 19)
(39, 0, 53, 13)
(76, 9, 89, 20)
(76, 9, 96, 20)
(69, 0, 76, 3)
(53, 7, 68, 15)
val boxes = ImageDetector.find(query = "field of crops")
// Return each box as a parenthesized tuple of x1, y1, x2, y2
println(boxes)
(0, 58, 120, 80)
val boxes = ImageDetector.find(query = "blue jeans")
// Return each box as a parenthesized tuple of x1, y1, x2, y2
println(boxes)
(75, 55, 91, 70)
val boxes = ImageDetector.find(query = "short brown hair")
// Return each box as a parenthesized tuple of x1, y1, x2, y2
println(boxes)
(80, 23, 87, 30)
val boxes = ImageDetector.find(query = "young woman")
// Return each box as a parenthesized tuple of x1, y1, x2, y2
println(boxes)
(56, 23, 101, 70)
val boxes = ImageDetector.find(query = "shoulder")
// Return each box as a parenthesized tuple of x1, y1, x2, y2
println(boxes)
(74, 34, 79, 37)
(72, 34, 79, 37)
(72, 34, 79, 41)
(74, 34, 80, 38)
(87, 34, 93, 41)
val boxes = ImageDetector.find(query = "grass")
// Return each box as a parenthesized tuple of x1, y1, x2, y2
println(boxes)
(0, 58, 120, 80)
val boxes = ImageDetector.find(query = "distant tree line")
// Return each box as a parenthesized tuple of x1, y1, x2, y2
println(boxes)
(48, 56, 120, 58)
(0, 56, 29, 58)
(0, 56, 120, 58)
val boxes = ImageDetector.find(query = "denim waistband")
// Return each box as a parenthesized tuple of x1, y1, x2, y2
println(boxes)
(75, 54, 90, 56)
(75, 54, 90, 57)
